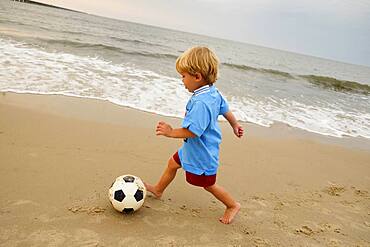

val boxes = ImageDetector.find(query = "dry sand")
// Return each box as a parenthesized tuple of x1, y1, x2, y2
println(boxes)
(0, 92, 369, 246)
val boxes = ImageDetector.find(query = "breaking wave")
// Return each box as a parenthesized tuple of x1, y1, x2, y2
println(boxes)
(299, 75, 370, 95)
(222, 63, 295, 79)
(223, 62, 369, 95)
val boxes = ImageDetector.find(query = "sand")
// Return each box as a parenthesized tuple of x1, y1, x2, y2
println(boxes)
(0, 92, 369, 246)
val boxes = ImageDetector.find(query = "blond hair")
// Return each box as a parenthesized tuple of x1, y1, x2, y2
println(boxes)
(176, 46, 219, 84)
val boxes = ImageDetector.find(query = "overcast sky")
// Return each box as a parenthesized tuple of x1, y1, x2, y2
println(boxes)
(38, 0, 370, 67)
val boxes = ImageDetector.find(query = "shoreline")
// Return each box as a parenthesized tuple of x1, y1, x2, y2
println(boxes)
(1, 92, 369, 246)
(1, 91, 369, 152)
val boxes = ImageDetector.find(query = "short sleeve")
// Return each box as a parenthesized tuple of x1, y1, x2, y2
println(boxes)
(219, 94, 229, 115)
(182, 101, 210, 137)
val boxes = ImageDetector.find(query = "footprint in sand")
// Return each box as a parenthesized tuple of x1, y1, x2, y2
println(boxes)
(295, 225, 315, 236)
(144, 197, 170, 212)
(68, 205, 106, 215)
(190, 208, 201, 217)
(296, 223, 345, 237)
(327, 238, 342, 246)
(250, 196, 268, 207)
(318, 222, 344, 235)
(240, 225, 256, 236)
(173, 205, 203, 217)
(252, 237, 270, 246)
(323, 183, 346, 196)
(352, 187, 369, 198)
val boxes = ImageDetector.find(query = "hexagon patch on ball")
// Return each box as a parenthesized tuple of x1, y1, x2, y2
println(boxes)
(123, 175, 135, 183)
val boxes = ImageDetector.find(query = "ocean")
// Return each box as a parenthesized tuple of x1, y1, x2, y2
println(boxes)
(1, 0, 370, 139)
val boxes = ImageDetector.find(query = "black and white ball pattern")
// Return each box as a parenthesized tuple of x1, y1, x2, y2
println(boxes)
(108, 174, 147, 213)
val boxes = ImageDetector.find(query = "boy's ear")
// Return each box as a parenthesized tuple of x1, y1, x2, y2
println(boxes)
(194, 73, 202, 81)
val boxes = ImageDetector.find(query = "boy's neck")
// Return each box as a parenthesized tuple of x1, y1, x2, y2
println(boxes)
(194, 81, 210, 91)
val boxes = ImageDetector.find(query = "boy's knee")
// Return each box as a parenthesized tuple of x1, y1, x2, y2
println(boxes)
(204, 185, 216, 192)
(168, 157, 181, 170)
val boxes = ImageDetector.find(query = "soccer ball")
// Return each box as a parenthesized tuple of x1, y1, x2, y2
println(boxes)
(108, 174, 147, 213)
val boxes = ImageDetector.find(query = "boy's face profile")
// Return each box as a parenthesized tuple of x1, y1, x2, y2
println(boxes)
(180, 72, 205, 93)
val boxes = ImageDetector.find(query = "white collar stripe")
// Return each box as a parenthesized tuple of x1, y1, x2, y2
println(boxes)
(194, 85, 210, 95)
(194, 89, 210, 96)
(195, 88, 209, 94)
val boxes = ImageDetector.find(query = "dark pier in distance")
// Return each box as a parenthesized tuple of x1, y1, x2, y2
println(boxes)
(11, 0, 85, 13)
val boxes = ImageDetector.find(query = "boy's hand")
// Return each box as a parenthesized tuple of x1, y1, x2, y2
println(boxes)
(156, 121, 173, 137)
(233, 124, 244, 138)
(223, 111, 244, 138)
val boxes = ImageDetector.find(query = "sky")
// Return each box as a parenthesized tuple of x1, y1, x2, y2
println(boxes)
(37, 0, 370, 67)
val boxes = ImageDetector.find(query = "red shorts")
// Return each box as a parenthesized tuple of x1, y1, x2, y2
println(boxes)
(173, 152, 216, 187)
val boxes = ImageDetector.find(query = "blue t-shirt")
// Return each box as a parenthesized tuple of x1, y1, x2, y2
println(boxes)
(178, 85, 229, 175)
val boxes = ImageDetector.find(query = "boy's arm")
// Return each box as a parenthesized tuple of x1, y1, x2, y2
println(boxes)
(223, 111, 244, 138)
(156, 121, 196, 138)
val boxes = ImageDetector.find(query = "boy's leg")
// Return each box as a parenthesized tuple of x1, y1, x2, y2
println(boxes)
(144, 157, 181, 198)
(204, 184, 241, 224)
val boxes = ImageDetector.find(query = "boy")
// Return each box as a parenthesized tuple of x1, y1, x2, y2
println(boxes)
(145, 46, 243, 224)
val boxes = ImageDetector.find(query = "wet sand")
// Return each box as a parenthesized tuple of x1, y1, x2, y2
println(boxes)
(0, 92, 369, 246)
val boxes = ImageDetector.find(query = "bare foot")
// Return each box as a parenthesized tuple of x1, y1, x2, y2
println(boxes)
(219, 202, 241, 224)
(144, 182, 162, 199)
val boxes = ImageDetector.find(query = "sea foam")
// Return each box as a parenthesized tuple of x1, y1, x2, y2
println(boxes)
(1, 38, 369, 139)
